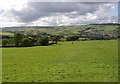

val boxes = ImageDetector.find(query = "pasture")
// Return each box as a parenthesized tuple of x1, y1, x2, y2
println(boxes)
(0, 32, 13, 36)
(2, 40, 118, 82)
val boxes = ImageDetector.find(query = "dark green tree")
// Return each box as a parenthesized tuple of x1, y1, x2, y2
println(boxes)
(2, 39, 9, 46)
(51, 35, 60, 44)
(66, 35, 79, 41)
(37, 37, 49, 46)
(13, 33, 23, 46)
(22, 38, 30, 47)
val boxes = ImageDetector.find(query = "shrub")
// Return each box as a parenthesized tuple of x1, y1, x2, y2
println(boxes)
(37, 37, 49, 46)
(13, 33, 23, 46)
(2, 39, 9, 46)
(51, 35, 60, 44)
(22, 38, 30, 47)
(66, 36, 79, 41)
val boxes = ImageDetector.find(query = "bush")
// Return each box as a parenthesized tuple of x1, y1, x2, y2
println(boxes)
(51, 35, 60, 44)
(2, 39, 9, 46)
(22, 38, 30, 47)
(37, 37, 49, 46)
(66, 36, 79, 41)
(79, 38, 89, 41)
(13, 33, 23, 46)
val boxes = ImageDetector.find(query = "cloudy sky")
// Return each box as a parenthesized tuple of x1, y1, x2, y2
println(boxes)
(0, 0, 119, 27)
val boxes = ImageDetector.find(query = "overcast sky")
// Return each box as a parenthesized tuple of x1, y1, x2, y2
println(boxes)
(0, 0, 119, 27)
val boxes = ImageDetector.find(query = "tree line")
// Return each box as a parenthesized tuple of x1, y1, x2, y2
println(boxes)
(2, 29, 117, 47)
(2, 33, 82, 47)
(2, 33, 62, 47)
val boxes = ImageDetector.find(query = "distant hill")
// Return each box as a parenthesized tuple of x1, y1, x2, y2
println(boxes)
(2, 26, 55, 29)
(90, 23, 120, 25)
(1, 24, 118, 37)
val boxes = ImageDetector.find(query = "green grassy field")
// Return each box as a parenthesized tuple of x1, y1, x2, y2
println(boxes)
(0, 32, 13, 36)
(2, 40, 118, 82)
(0, 47, 1, 83)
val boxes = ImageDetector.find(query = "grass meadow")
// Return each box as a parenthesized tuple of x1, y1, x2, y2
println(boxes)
(2, 40, 118, 82)
(0, 46, 1, 83)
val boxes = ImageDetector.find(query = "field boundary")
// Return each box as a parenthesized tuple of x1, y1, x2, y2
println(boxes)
(1, 82, 119, 84)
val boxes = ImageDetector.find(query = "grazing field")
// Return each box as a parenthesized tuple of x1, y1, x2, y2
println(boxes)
(0, 47, 1, 83)
(0, 32, 13, 36)
(2, 40, 118, 82)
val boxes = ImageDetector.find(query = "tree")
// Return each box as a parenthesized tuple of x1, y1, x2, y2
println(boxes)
(51, 35, 60, 44)
(66, 35, 79, 41)
(2, 39, 9, 46)
(13, 33, 23, 46)
(22, 38, 30, 47)
(37, 37, 49, 46)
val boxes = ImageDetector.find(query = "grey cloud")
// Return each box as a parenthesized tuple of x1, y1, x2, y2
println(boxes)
(27, 0, 118, 2)
(7, 2, 118, 26)
(10, 2, 101, 23)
